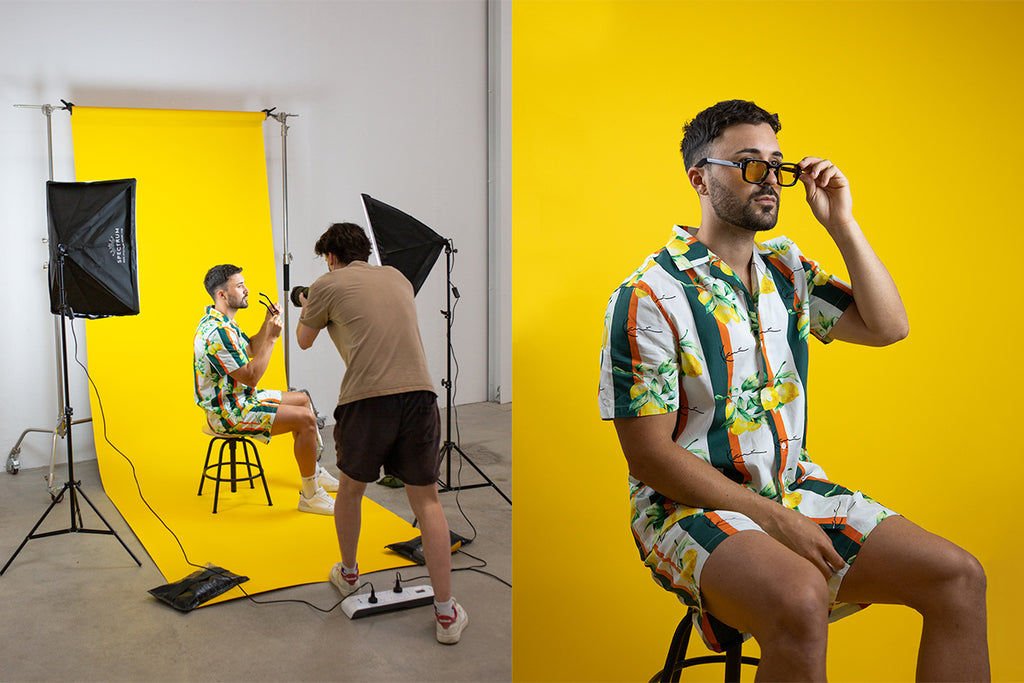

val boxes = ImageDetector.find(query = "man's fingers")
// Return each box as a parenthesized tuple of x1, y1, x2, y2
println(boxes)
(798, 157, 847, 188)
(822, 541, 845, 576)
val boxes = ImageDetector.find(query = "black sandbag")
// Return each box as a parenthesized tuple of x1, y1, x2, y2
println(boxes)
(149, 564, 248, 612)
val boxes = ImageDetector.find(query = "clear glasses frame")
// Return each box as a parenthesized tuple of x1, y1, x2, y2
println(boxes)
(695, 157, 802, 187)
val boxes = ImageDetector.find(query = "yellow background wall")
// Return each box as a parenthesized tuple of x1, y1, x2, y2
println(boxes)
(512, 1, 1023, 680)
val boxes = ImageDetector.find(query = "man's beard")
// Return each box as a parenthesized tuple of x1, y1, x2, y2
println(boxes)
(227, 293, 248, 310)
(707, 176, 779, 232)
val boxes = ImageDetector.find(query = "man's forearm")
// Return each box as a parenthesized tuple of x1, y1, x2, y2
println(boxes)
(231, 334, 276, 387)
(615, 415, 843, 573)
(830, 221, 909, 344)
(615, 415, 779, 524)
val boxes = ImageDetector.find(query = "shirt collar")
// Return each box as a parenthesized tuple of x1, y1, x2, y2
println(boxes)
(664, 225, 709, 271)
(666, 225, 776, 269)
(205, 304, 230, 323)
(665, 226, 782, 299)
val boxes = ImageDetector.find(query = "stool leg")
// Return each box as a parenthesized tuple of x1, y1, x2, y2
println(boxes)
(249, 442, 273, 507)
(659, 616, 693, 683)
(240, 439, 256, 490)
(199, 438, 217, 496)
(724, 642, 742, 683)
(228, 440, 239, 493)
(212, 440, 231, 514)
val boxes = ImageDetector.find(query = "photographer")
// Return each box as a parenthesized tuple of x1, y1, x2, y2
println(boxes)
(295, 223, 467, 645)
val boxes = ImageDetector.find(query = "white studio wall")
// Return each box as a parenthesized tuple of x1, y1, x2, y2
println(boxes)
(0, 0, 497, 471)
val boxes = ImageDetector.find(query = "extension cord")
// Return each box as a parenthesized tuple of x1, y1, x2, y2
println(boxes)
(342, 583, 434, 619)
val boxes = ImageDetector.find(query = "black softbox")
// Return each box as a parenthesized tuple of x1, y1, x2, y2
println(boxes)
(47, 179, 139, 318)
(361, 193, 446, 295)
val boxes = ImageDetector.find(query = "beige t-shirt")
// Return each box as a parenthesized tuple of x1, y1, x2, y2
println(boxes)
(299, 261, 436, 406)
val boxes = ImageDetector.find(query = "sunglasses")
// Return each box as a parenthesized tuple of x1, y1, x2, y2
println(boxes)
(695, 157, 802, 187)
(258, 292, 277, 313)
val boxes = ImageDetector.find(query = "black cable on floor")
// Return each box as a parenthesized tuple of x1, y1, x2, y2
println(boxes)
(68, 314, 510, 614)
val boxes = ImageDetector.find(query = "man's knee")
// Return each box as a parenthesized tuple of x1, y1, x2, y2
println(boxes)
(272, 404, 318, 437)
(703, 543, 829, 645)
(928, 545, 987, 608)
(758, 574, 830, 643)
(338, 475, 367, 501)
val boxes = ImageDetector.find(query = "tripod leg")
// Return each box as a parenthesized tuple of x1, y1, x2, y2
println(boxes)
(0, 483, 71, 575)
(439, 442, 512, 505)
(72, 484, 141, 567)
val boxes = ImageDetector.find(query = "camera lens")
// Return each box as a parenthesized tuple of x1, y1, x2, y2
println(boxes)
(290, 286, 309, 307)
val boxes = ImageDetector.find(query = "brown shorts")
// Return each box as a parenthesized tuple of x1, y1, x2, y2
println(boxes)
(333, 391, 441, 486)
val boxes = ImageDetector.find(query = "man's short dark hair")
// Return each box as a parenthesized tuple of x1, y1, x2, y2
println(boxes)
(204, 264, 242, 299)
(680, 100, 782, 170)
(314, 223, 372, 264)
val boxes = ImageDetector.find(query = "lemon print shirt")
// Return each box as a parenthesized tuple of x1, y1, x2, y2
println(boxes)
(194, 305, 259, 420)
(598, 225, 897, 652)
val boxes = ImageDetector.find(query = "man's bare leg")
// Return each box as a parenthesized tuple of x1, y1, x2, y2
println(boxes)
(700, 530, 830, 682)
(405, 483, 452, 602)
(270, 392, 318, 477)
(837, 516, 989, 682)
(334, 472, 366, 568)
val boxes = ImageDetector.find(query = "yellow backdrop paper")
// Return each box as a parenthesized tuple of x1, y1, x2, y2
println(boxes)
(512, 2, 1024, 680)
(71, 107, 415, 603)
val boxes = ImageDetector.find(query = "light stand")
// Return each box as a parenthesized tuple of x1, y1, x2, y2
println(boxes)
(1, 246, 141, 575)
(6, 102, 90, 481)
(359, 194, 510, 504)
(437, 240, 511, 504)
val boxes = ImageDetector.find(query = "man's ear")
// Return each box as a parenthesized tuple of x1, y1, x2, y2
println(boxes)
(688, 166, 709, 196)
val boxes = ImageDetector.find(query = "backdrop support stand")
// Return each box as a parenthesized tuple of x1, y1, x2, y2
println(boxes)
(6, 103, 91, 481)
(2, 248, 141, 575)
(263, 109, 300, 391)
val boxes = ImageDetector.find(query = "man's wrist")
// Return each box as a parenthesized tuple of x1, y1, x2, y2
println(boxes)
(826, 218, 864, 247)
(729, 484, 777, 523)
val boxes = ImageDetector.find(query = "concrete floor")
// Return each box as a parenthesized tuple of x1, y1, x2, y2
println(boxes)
(0, 402, 511, 682)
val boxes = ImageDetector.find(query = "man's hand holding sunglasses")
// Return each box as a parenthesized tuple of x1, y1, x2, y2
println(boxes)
(797, 156, 856, 235)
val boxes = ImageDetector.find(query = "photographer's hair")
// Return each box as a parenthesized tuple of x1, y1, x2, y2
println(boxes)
(204, 264, 242, 299)
(314, 222, 372, 264)
(680, 100, 782, 170)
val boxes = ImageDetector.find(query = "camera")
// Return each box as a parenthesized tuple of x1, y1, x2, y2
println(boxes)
(290, 285, 309, 308)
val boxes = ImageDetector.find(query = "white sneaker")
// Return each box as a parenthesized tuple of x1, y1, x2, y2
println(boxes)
(436, 601, 468, 644)
(315, 465, 339, 493)
(297, 486, 334, 515)
(329, 562, 359, 597)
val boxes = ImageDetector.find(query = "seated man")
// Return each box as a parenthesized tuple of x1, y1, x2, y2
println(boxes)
(194, 264, 338, 515)
(599, 100, 988, 680)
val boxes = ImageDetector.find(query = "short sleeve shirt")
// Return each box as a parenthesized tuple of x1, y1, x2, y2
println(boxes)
(299, 261, 436, 406)
(597, 226, 901, 653)
(598, 225, 854, 500)
(193, 305, 257, 419)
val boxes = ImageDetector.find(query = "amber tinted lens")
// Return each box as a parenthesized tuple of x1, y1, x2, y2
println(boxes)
(741, 159, 769, 184)
(777, 164, 801, 186)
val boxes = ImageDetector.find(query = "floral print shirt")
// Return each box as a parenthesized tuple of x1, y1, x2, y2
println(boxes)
(193, 305, 257, 420)
(599, 225, 853, 500)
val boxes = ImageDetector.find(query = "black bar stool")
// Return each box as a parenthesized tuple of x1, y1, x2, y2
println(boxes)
(198, 426, 273, 513)
(650, 608, 759, 682)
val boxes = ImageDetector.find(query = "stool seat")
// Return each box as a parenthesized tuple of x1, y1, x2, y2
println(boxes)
(198, 425, 273, 513)
(651, 608, 759, 682)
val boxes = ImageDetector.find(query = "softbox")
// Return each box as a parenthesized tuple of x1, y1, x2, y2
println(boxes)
(361, 193, 446, 295)
(47, 179, 139, 318)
